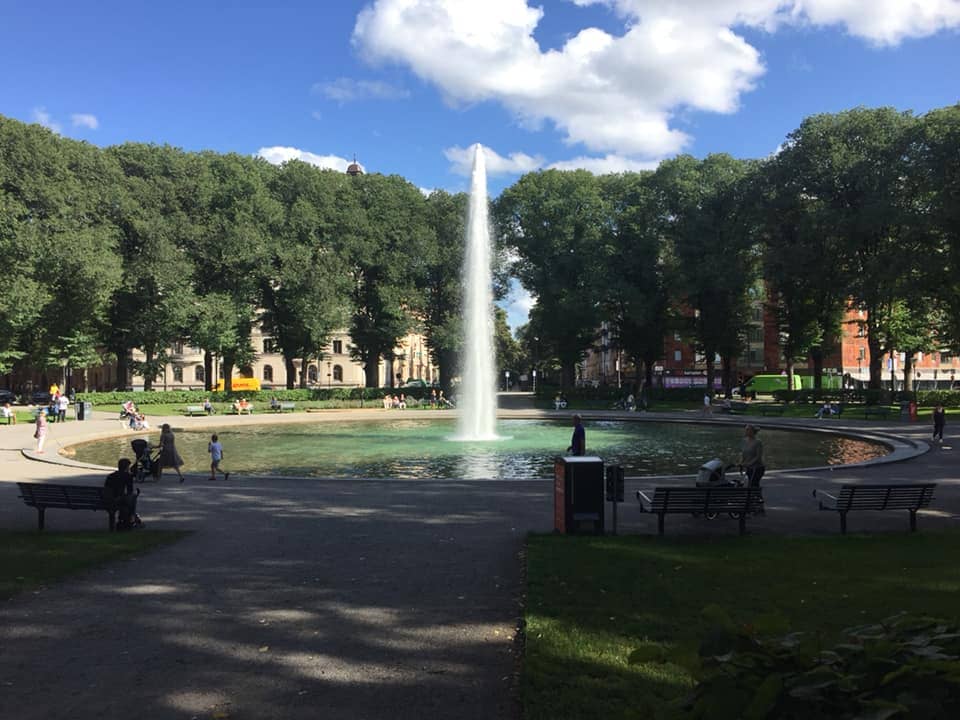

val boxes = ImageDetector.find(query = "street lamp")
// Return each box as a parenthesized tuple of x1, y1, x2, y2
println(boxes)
(505, 370, 510, 391)
(532, 369, 537, 394)
(327, 360, 332, 389)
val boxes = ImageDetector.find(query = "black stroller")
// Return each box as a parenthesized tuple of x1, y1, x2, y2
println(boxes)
(131, 438, 160, 483)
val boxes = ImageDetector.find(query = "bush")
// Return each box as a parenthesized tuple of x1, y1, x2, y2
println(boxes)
(918, 390, 960, 407)
(632, 609, 960, 719)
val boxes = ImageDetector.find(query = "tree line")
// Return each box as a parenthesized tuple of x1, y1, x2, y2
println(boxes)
(495, 104, 960, 394)
(2, 104, 958, 395)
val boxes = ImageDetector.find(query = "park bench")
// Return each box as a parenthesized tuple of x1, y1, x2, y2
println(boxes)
(813, 483, 936, 534)
(17, 482, 119, 531)
(759, 404, 785, 417)
(635, 487, 765, 536)
(271, 401, 295, 413)
(863, 406, 892, 420)
(185, 405, 205, 416)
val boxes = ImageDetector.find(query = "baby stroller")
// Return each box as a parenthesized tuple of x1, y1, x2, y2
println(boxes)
(131, 438, 160, 483)
(693, 458, 746, 520)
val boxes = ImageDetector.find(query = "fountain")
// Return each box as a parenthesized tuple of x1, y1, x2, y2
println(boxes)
(455, 144, 499, 441)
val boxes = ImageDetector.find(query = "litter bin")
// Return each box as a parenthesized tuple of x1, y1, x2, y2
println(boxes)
(554, 455, 604, 534)
(76, 401, 92, 421)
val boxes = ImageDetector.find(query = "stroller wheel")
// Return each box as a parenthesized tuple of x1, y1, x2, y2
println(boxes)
(705, 512, 719, 520)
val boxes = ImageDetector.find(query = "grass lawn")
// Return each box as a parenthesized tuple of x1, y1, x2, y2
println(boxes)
(0, 530, 188, 600)
(523, 532, 960, 720)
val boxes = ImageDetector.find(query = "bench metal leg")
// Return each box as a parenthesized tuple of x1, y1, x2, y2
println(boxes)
(108, 511, 116, 532)
(657, 513, 665, 536)
(37, 507, 45, 531)
(910, 510, 917, 532)
(840, 512, 847, 535)
(738, 514, 746, 536)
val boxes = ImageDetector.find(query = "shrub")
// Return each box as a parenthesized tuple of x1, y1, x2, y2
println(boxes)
(918, 390, 960, 408)
(631, 609, 960, 719)
(76, 387, 394, 406)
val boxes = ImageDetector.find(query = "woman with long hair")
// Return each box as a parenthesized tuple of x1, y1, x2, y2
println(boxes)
(157, 423, 185, 482)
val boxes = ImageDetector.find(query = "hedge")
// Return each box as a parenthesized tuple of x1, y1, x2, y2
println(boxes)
(75, 387, 417, 406)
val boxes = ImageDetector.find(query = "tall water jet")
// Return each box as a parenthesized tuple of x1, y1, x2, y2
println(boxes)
(456, 144, 498, 441)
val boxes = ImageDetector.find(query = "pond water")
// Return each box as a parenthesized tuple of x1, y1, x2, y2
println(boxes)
(70, 418, 888, 480)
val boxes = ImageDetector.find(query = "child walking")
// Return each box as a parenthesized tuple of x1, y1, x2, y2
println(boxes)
(208, 434, 229, 481)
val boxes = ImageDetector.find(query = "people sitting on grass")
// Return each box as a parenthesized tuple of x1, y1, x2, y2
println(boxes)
(383, 394, 393, 409)
(398, 393, 407, 409)
(238, 398, 252, 414)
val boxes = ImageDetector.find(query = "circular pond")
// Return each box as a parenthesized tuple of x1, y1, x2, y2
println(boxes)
(70, 418, 888, 480)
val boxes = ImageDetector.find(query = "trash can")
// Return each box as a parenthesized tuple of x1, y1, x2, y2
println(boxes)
(554, 455, 604, 534)
(76, 401, 92, 421)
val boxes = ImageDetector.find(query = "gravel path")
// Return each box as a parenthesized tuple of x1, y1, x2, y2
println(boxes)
(0, 407, 957, 719)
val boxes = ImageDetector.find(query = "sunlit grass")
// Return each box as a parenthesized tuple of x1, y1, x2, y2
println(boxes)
(523, 532, 960, 720)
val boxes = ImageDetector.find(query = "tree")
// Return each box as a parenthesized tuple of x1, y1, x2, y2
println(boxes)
(335, 173, 432, 387)
(495, 170, 606, 389)
(264, 161, 350, 388)
(653, 154, 759, 395)
(598, 171, 671, 392)
(421, 190, 468, 392)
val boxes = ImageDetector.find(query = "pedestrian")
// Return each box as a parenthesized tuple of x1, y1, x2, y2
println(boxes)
(57, 392, 69, 423)
(739, 425, 765, 488)
(2, 402, 16, 425)
(157, 423, 185, 483)
(104, 458, 140, 529)
(34, 410, 48, 453)
(568, 414, 586, 456)
(702, 391, 712, 416)
(207, 433, 229, 481)
(933, 404, 946, 443)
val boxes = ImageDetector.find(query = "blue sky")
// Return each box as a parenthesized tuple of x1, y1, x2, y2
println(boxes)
(2, 1, 959, 329)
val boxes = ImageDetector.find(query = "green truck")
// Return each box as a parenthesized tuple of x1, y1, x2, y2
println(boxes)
(743, 374, 803, 395)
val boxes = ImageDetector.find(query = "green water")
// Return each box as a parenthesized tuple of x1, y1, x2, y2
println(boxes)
(71, 418, 887, 479)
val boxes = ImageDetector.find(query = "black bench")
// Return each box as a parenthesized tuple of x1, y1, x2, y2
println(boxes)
(635, 487, 765, 536)
(270, 401, 295, 413)
(863, 406, 892, 420)
(813, 483, 936, 534)
(759, 404, 785, 416)
(17, 482, 119, 531)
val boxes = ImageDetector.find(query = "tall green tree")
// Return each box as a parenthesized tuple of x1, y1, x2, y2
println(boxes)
(495, 169, 606, 388)
(653, 154, 759, 395)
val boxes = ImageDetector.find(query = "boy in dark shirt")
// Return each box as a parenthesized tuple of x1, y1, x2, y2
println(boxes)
(104, 458, 140, 529)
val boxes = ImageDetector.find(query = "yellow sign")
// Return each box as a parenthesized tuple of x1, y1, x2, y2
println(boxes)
(215, 377, 261, 392)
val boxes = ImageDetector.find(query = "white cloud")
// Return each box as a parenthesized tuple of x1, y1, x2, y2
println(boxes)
(353, 0, 960, 160)
(548, 154, 659, 174)
(32, 107, 61, 134)
(445, 145, 542, 176)
(256, 146, 355, 172)
(71, 113, 99, 130)
(499, 280, 537, 331)
(314, 77, 411, 102)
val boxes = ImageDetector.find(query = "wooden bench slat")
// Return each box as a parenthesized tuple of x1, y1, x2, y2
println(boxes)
(17, 482, 117, 531)
(816, 483, 935, 533)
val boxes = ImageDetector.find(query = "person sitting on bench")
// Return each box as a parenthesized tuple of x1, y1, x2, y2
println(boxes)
(815, 401, 838, 419)
(104, 458, 141, 529)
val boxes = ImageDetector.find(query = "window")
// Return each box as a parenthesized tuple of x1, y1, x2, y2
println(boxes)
(172, 340, 184, 354)
(308, 365, 318, 383)
(263, 338, 275, 354)
(674, 350, 682, 362)
(263, 365, 273, 382)
(333, 340, 343, 354)
(748, 327, 763, 343)
(752, 307, 762, 322)
(748, 349, 760, 364)
(858, 347, 866, 360)
(172, 366, 183, 382)
(194, 366, 205, 382)
(673, 332, 681, 342)
(333, 365, 343, 382)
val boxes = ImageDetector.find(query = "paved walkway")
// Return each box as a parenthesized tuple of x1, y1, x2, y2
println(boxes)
(0, 408, 957, 719)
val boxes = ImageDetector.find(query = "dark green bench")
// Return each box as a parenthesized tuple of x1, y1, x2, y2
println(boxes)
(813, 483, 936, 534)
(184, 405, 206, 416)
(17, 482, 119, 531)
(270, 401, 295, 413)
(636, 487, 765, 536)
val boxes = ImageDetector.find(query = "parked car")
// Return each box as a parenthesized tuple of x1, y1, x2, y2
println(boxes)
(29, 390, 52, 405)
(0, 389, 16, 405)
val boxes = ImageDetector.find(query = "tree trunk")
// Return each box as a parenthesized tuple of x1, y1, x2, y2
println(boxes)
(867, 333, 883, 390)
(561, 362, 576, 390)
(903, 352, 914, 392)
(811, 348, 824, 390)
(284, 355, 297, 389)
(114, 346, 130, 391)
(363, 351, 380, 389)
(721, 355, 733, 398)
(705, 354, 716, 396)
(299, 357, 308, 389)
(143, 350, 154, 391)
(222, 358, 234, 393)
(203, 351, 213, 392)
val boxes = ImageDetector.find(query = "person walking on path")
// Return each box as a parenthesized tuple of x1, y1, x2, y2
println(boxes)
(568, 414, 586, 456)
(34, 410, 48, 453)
(157, 423, 185, 483)
(208, 434, 229, 481)
(933, 405, 946, 443)
(702, 391, 713, 416)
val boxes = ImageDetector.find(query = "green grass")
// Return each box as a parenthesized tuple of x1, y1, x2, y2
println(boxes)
(0, 530, 188, 600)
(523, 532, 960, 720)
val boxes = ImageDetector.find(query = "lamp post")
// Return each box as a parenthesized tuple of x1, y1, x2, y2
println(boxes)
(505, 370, 510, 391)
(532, 369, 537, 394)
(327, 360, 332, 389)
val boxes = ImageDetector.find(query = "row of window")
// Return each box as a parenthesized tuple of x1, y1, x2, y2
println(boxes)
(171, 339, 347, 356)
(169, 365, 345, 383)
